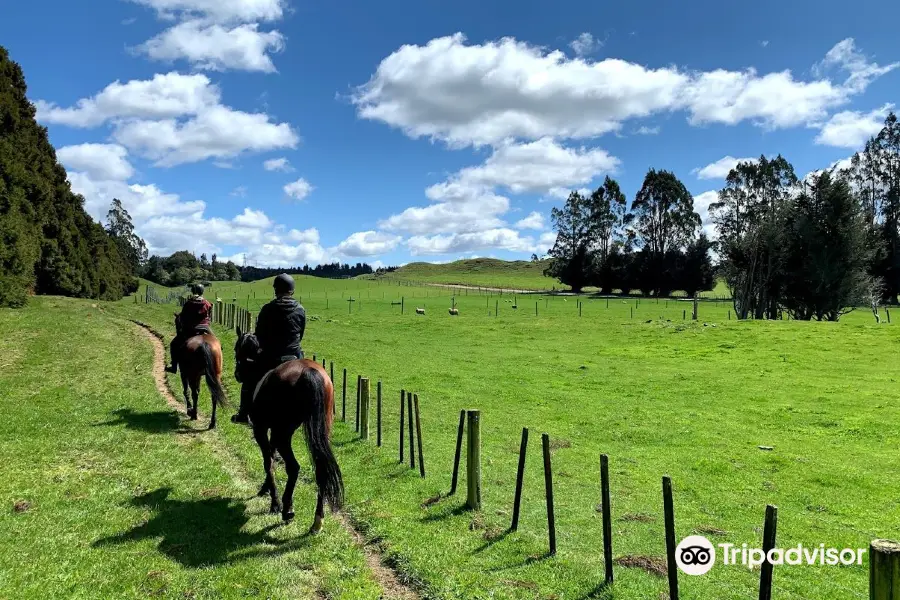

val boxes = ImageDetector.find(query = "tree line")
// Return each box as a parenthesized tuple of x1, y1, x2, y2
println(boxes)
(544, 111, 900, 321)
(237, 262, 375, 282)
(142, 256, 382, 287)
(713, 113, 899, 320)
(544, 172, 715, 297)
(0, 46, 139, 307)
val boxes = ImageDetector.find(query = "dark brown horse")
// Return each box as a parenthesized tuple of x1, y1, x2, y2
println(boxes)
(233, 327, 343, 532)
(173, 313, 228, 429)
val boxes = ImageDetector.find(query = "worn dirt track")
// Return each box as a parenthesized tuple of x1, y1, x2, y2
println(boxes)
(132, 321, 420, 600)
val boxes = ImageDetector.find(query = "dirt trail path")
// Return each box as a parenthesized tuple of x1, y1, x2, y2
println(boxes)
(133, 321, 420, 600)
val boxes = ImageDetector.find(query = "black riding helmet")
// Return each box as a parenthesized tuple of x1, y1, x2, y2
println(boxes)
(273, 273, 295, 294)
(191, 283, 204, 296)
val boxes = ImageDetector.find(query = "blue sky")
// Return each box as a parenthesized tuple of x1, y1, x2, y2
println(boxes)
(2, 0, 898, 268)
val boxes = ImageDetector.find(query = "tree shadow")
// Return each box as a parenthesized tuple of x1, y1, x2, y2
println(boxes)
(93, 487, 312, 567)
(95, 408, 184, 434)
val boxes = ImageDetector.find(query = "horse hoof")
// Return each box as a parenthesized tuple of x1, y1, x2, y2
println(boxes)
(208, 422, 216, 430)
(282, 509, 295, 522)
(309, 517, 323, 535)
(270, 503, 281, 515)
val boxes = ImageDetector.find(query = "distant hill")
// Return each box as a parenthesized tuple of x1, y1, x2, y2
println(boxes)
(372, 258, 568, 291)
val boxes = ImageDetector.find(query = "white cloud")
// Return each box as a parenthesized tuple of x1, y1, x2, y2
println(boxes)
(137, 20, 285, 72)
(761, 40, 769, 48)
(67, 165, 330, 265)
(230, 185, 248, 197)
(515, 211, 545, 230)
(813, 38, 899, 94)
(537, 231, 557, 251)
(128, 0, 286, 24)
(448, 138, 619, 196)
(569, 33, 600, 58)
(407, 228, 538, 255)
(232, 207, 272, 229)
(546, 186, 591, 201)
(815, 103, 893, 148)
(693, 191, 719, 240)
(634, 126, 660, 135)
(283, 177, 314, 201)
(57, 143, 134, 181)
(112, 104, 298, 166)
(67, 171, 204, 224)
(336, 231, 403, 257)
(351, 34, 895, 148)
(35, 72, 219, 128)
(692, 156, 758, 180)
(263, 157, 294, 171)
(380, 183, 509, 236)
(288, 228, 320, 243)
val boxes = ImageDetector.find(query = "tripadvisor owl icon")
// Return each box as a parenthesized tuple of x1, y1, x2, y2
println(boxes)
(676, 535, 716, 575)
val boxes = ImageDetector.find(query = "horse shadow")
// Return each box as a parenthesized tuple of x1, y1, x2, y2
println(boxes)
(93, 487, 312, 567)
(95, 408, 183, 434)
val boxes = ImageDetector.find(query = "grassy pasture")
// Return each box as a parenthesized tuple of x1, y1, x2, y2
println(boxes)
(360, 257, 732, 298)
(0, 297, 382, 599)
(120, 275, 899, 599)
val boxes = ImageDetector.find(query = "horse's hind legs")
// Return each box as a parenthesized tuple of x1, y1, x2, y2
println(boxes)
(181, 375, 195, 419)
(253, 424, 280, 515)
(275, 432, 299, 523)
(310, 491, 325, 535)
(189, 385, 199, 421)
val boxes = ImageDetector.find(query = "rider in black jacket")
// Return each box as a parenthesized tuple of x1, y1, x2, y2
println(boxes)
(231, 273, 306, 424)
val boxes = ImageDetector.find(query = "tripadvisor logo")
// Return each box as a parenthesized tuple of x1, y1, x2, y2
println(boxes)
(675, 535, 868, 575)
(676, 535, 716, 575)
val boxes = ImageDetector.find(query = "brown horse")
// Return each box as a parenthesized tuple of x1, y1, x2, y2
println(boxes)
(233, 328, 343, 532)
(173, 313, 228, 429)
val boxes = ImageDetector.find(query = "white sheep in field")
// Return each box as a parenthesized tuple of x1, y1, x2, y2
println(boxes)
(415, 307, 425, 315)
(449, 307, 459, 315)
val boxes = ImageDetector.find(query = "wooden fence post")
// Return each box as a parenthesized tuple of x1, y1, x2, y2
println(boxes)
(377, 380, 382, 447)
(759, 505, 778, 600)
(342, 369, 347, 421)
(359, 378, 370, 440)
(511, 427, 528, 531)
(399, 389, 405, 463)
(870, 539, 900, 600)
(663, 475, 679, 600)
(414, 394, 425, 478)
(542, 433, 556, 555)
(466, 409, 481, 510)
(450, 410, 465, 495)
(407, 391, 415, 470)
(356, 374, 361, 433)
(692, 295, 698, 320)
(601, 454, 613, 584)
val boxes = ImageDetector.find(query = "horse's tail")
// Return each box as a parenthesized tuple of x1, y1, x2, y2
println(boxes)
(200, 342, 228, 408)
(299, 366, 344, 511)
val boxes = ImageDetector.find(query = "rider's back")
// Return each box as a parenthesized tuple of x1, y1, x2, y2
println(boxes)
(181, 296, 212, 330)
(255, 296, 306, 359)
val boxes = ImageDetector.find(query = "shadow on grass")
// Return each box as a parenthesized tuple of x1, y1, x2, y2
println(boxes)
(575, 581, 612, 600)
(93, 487, 313, 567)
(472, 528, 512, 553)
(485, 551, 554, 572)
(419, 503, 471, 523)
(96, 408, 184, 434)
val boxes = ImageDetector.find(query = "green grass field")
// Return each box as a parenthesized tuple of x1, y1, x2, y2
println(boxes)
(366, 258, 732, 299)
(0, 297, 384, 599)
(374, 258, 569, 291)
(111, 275, 900, 599)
